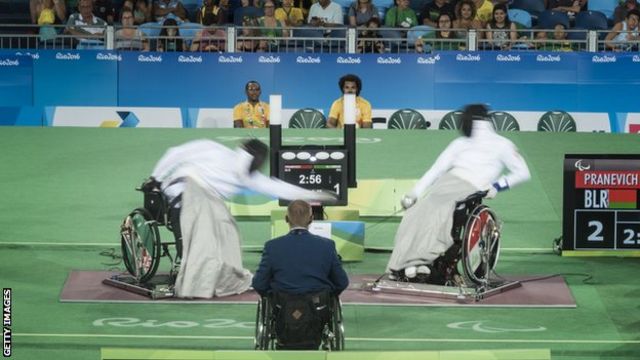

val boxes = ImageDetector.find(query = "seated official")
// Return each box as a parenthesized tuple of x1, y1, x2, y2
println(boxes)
(252, 200, 349, 349)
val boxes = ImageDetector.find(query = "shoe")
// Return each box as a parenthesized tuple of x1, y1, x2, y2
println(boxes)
(417, 265, 431, 275)
(388, 273, 397, 281)
(404, 266, 417, 278)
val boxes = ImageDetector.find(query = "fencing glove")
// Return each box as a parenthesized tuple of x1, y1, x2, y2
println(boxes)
(401, 195, 417, 210)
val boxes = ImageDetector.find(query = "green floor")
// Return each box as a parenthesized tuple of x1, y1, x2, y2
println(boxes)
(1, 128, 639, 359)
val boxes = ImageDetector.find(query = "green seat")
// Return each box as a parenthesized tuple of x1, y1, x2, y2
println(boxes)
(289, 108, 327, 128)
(537, 111, 576, 132)
(489, 111, 520, 131)
(387, 109, 428, 129)
(438, 110, 464, 130)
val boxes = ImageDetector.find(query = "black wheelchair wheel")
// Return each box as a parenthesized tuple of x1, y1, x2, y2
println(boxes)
(461, 205, 501, 286)
(330, 297, 345, 351)
(120, 208, 162, 283)
(254, 297, 274, 350)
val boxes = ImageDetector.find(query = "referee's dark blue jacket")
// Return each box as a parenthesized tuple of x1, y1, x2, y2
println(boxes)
(252, 228, 349, 296)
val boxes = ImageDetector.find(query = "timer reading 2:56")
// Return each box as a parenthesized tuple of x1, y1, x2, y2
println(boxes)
(297, 174, 341, 195)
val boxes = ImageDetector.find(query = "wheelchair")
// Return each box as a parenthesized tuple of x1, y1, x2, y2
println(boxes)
(254, 291, 345, 351)
(389, 191, 503, 290)
(119, 178, 181, 284)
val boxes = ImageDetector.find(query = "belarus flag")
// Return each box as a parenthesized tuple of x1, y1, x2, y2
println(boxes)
(609, 190, 637, 209)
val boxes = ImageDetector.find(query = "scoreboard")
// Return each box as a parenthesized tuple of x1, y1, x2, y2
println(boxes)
(563, 154, 640, 253)
(278, 148, 348, 206)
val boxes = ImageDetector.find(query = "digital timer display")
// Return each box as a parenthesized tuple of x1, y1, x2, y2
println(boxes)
(563, 155, 640, 252)
(278, 150, 348, 206)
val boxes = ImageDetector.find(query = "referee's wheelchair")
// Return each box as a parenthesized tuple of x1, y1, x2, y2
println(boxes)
(254, 291, 345, 351)
(106, 178, 182, 298)
(371, 191, 521, 300)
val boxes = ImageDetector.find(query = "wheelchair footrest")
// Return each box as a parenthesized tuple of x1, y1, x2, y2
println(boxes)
(102, 274, 175, 299)
(365, 279, 521, 301)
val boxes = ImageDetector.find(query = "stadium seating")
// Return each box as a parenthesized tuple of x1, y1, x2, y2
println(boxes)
(511, 0, 545, 19)
(587, 0, 618, 20)
(537, 10, 570, 29)
(575, 10, 608, 35)
(387, 109, 429, 129)
(509, 8, 533, 28)
(289, 108, 327, 128)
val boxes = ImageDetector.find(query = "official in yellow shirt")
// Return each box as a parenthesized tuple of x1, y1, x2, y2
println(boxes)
(233, 81, 270, 128)
(328, 74, 372, 128)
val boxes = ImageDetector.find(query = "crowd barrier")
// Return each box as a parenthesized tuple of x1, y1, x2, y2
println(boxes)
(1, 50, 639, 132)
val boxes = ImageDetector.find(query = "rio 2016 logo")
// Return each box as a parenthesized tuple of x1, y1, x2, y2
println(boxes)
(93, 317, 254, 329)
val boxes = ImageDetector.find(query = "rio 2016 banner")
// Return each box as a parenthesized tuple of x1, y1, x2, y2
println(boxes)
(0, 50, 639, 132)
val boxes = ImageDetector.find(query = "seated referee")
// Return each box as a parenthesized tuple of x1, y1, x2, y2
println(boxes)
(252, 200, 349, 349)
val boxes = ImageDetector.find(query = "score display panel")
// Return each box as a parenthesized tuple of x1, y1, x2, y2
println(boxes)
(562, 154, 640, 255)
(278, 148, 348, 206)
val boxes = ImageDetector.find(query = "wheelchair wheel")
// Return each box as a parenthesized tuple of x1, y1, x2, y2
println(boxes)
(460, 205, 501, 286)
(332, 298, 345, 350)
(120, 208, 162, 283)
(324, 297, 345, 351)
(254, 297, 274, 350)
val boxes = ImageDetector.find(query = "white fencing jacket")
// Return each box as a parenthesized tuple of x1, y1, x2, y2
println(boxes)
(408, 121, 531, 198)
(151, 139, 330, 202)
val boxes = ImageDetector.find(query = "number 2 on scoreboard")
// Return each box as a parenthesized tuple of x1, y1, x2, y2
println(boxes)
(587, 220, 604, 242)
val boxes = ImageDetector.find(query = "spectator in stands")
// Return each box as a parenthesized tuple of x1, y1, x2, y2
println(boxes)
(115, 9, 150, 50)
(133, 0, 152, 24)
(34, 0, 62, 43)
(153, 0, 188, 23)
(356, 17, 386, 53)
(31, 0, 66, 24)
(122, 0, 134, 12)
(191, 5, 227, 52)
(547, 0, 586, 18)
(384, 0, 418, 29)
(294, 0, 314, 18)
(275, 0, 305, 26)
(615, 0, 638, 24)
(535, 23, 574, 51)
(236, 17, 261, 51)
(65, 0, 107, 46)
(420, 0, 454, 28)
(605, 9, 640, 51)
(485, 4, 516, 50)
(308, 0, 344, 26)
(156, 18, 187, 51)
(415, 12, 464, 52)
(258, 0, 288, 51)
(348, 0, 379, 27)
(197, 0, 230, 25)
(472, 0, 492, 25)
(93, 0, 115, 24)
(234, 0, 264, 25)
(328, 74, 372, 129)
(453, 0, 483, 39)
(233, 81, 270, 128)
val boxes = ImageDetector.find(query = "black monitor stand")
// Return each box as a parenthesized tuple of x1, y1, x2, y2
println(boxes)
(312, 205, 324, 220)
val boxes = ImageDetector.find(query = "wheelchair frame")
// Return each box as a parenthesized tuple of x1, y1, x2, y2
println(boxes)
(254, 294, 345, 351)
(103, 182, 180, 299)
(368, 191, 521, 301)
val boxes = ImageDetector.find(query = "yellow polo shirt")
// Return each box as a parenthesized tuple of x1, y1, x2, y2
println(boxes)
(233, 101, 270, 128)
(328, 96, 372, 128)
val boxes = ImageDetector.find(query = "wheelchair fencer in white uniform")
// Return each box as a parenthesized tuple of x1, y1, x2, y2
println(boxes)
(119, 139, 336, 297)
(386, 104, 531, 288)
